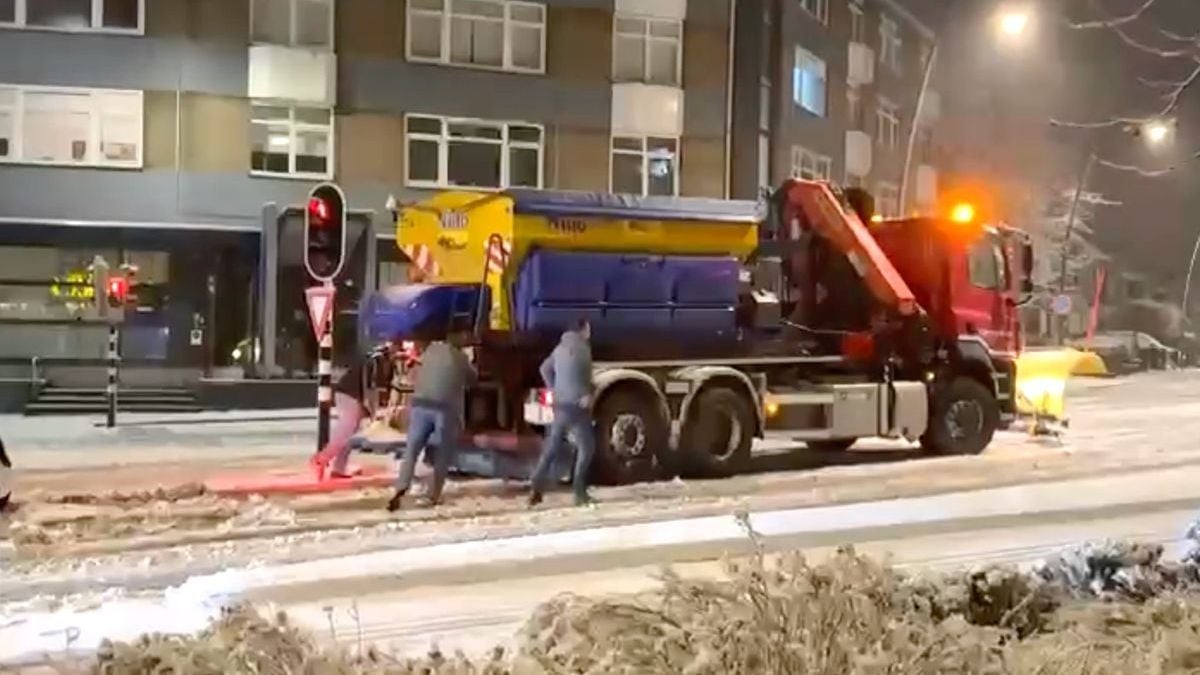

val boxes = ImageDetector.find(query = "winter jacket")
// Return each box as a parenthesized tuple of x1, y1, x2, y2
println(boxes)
(539, 330, 594, 409)
(412, 341, 476, 413)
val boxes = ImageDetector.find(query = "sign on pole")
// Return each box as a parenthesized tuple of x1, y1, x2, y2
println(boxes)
(305, 285, 336, 342)
(1051, 293, 1073, 317)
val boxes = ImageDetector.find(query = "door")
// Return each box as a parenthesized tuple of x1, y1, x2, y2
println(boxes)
(958, 232, 1016, 352)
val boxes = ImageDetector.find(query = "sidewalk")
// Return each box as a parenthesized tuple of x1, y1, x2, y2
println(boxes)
(3, 409, 317, 470)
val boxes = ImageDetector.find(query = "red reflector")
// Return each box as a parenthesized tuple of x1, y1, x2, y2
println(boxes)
(841, 332, 876, 362)
(538, 389, 554, 406)
(107, 277, 129, 300)
(308, 197, 331, 224)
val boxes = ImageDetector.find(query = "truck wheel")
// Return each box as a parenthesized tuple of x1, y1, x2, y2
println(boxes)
(807, 439, 856, 452)
(0, 437, 10, 511)
(679, 387, 755, 478)
(921, 377, 998, 456)
(591, 389, 668, 485)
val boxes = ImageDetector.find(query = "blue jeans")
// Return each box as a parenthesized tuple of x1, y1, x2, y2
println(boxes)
(396, 406, 459, 502)
(530, 405, 595, 500)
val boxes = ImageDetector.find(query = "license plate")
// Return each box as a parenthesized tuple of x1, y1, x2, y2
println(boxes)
(524, 401, 554, 426)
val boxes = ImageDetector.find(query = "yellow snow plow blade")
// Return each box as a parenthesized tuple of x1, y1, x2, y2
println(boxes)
(1015, 348, 1109, 421)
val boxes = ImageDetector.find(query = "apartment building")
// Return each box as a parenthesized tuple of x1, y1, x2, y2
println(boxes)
(0, 0, 735, 400)
(731, 0, 940, 217)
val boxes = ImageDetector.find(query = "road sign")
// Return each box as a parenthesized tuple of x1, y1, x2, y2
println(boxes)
(1051, 293, 1073, 316)
(305, 285, 336, 341)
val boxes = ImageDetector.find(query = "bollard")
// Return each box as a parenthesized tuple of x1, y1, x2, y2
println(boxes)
(106, 323, 119, 428)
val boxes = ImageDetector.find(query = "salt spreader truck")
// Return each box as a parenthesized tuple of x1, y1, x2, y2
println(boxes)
(358, 180, 1033, 484)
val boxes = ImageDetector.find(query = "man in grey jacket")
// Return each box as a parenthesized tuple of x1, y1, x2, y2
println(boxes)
(388, 330, 477, 511)
(529, 319, 596, 507)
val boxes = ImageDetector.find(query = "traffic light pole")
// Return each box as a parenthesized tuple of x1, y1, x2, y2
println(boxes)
(106, 321, 119, 429)
(316, 280, 334, 452)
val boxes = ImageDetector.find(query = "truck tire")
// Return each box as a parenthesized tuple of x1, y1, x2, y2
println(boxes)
(0, 436, 10, 511)
(921, 377, 998, 456)
(807, 439, 856, 452)
(591, 389, 668, 485)
(679, 387, 755, 478)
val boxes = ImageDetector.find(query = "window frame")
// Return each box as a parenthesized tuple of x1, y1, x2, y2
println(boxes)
(879, 15, 903, 73)
(249, 103, 335, 180)
(609, 135, 680, 197)
(404, 113, 545, 190)
(0, 84, 144, 169)
(792, 45, 827, 117)
(0, 0, 144, 35)
(876, 181, 900, 218)
(790, 145, 832, 181)
(405, 0, 548, 75)
(849, 0, 865, 43)
(612, 13, 684, 87)
(799, 0, 828, 25)
(249, 0, 335, 50)
(876, 97, 900, 149)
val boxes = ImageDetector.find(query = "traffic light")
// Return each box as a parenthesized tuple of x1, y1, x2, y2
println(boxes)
(106, 276, 130, 308)
(304, 182, 348, 282)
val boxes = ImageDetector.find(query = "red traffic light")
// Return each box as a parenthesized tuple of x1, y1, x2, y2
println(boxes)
(307, 196, 331, 226)
(107, 277, 129, 301)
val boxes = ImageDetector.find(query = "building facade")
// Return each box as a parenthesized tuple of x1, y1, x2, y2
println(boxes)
(0, 0, 944, 404)
(731, 0, 939, 217)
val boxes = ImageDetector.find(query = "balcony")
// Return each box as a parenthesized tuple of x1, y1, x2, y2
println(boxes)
(611, 83, 684, 137)
(845, 130, 873, 178)
(847, 42, 875, 88)
(247, 45, 337, 107)
(916, 164, 938, 207)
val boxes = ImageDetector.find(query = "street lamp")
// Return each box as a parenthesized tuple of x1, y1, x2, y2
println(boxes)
(998, 9, 1031, 39)
(1144, 120, 1172, 146)
(899, 6, 1033, 214)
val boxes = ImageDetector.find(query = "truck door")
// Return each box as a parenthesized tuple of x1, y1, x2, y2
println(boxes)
(957, 232, 1015, 352)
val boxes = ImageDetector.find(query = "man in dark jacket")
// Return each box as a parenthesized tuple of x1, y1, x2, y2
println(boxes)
(387, 330, 476, 511)
(529, 319, 596, 507)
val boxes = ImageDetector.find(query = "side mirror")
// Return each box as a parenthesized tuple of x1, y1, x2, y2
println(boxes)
(1019, 241, 1035, 302)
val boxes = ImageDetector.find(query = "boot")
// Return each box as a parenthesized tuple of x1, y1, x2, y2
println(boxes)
(527, 491, 544, 508)
(386, 490, 405, 512)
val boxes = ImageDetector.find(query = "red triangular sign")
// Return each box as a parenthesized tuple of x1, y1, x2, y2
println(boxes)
(305, 285, 336, 341)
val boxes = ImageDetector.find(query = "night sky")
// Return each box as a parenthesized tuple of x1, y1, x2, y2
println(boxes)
(899, 0, 1199, 299)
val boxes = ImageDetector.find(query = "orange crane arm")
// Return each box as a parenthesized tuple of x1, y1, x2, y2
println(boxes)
(779, 179, 920, 317)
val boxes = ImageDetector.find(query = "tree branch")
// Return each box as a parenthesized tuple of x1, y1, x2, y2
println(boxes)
(1068, 0, 1159, 29)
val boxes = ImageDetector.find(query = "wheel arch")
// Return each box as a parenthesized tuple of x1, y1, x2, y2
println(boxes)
(672, 366, 764, 438)
(951, 336, 1001, 398)
(594, 368, 671, 423)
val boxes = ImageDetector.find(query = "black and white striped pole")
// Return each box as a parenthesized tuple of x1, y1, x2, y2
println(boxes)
(106, 323, 119, 429)
(316, 289, 334, 451)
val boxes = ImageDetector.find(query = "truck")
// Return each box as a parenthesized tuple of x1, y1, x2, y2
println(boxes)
(357, 180, 1033, 484)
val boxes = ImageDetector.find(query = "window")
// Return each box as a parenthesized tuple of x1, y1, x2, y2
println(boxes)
(251, 0, 333, 48)
(800, 0, 828, 24)
(790, 146, 832, 181)
(880, 15, 902, 73)
(406, 115, 543, 189)
(613, 15, 682, 86)
(611, 136, 678, 196)
(876, 182, 900, 218)
(876, 98, 900, 149)
(792, 46, 827, 116)
(968, 238, 1005, 290)
(0, 0, 142, 32)
(849, 1, 865, 43)
(406, 0, 546, 74)
(0, 85, 142, 168)
(250, 105, 333, 178)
